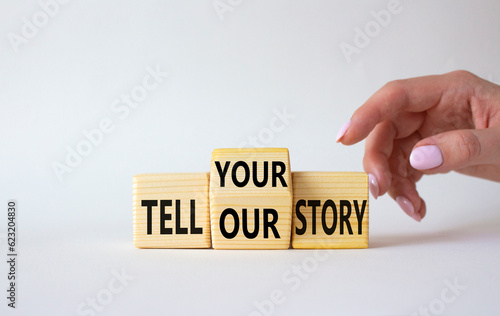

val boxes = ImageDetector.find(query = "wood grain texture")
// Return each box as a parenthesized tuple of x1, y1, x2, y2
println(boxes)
(133, 173, 211, 248)
(209, 148, 292, 249)
(291, 172, 368, 249)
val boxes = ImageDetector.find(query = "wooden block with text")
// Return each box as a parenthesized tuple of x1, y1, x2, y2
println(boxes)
(291, 172, 368, 249)
(133, 173, 211, 248)
(209, 148, 293, 249)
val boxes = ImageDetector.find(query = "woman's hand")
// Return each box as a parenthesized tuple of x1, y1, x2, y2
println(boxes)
(336, 70, 500, 221)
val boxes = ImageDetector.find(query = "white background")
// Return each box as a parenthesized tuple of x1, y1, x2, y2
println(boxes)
(1, 0, 500, 315)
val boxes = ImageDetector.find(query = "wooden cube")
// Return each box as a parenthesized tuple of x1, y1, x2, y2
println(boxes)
(291, 172, 368, 249)
(209, 148, 293, 249)
(133, 173, 211, 248)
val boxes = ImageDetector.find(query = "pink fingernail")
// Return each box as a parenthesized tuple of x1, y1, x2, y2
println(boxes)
(396, 196, 420, 222)
(409, 145, 443, 170)
(336, 120, 351, 142)
(368, 174, 379, 199)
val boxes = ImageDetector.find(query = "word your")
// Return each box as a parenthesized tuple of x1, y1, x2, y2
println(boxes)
(8, 0, 70, 53)
(215, 161, 288, 188)
(340, 0, 403, 63)
(141, 199, 203, 235)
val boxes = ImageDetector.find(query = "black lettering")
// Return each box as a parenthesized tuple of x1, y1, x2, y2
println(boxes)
(263, 208, 280, 239)
(175, 200, 188, 234)
(242, 208, 259, 239)
(339, 200, 353, 235)
(295, 199, 307, 235)
(220, 208, 239, 239)
(160, 200, 172, 234)
(272, 161, 287, 187)
(252, 161, 268, 187)
(215, 161, 230, 187)
(354, 200, 367, 235)
(322, 199, 337, 235)
(308, 200, 321, 235)
(142, 200, 158, 235)
(232, 161, 250, 187)
(190, 199, 203, 234)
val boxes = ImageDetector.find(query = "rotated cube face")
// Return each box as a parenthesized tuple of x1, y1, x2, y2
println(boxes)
(209, 148, 293, 249)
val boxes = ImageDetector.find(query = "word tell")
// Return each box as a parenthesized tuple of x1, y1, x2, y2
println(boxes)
(133, 173, 211, 248)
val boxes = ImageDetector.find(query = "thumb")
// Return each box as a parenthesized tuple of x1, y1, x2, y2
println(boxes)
(409, 128, 500, 173)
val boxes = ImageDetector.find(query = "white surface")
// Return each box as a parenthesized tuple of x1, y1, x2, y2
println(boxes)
(1, 0, 500, 315)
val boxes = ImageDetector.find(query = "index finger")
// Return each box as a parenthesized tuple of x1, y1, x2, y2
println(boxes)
(338, 72, 464, 145)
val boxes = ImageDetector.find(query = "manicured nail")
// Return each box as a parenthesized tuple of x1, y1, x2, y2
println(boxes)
(368, 174, 379, 199)
(409, 145, 443, 170)
(396, 196, 420, 222)
(336, 120, 351, 142)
